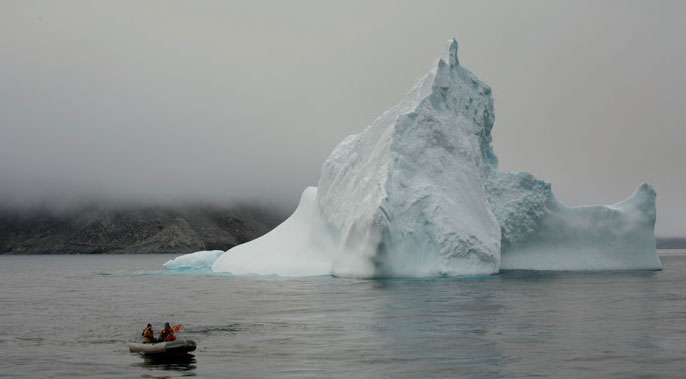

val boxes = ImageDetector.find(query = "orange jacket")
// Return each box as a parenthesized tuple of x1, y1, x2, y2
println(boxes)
(159, 327, 175, 342)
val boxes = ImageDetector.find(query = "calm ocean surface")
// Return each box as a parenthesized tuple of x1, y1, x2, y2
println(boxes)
(1, 252, 685, 378)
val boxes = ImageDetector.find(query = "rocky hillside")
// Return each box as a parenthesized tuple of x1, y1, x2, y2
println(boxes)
(0, 204, 286, 254)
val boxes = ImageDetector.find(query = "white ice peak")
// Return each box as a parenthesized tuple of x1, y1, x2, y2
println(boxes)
(444, 38, 459, 66)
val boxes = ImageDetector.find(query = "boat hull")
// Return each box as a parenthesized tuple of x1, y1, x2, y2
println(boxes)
(128, 339, 196, 356)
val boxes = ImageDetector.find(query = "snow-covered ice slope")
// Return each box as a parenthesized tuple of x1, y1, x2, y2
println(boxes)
(212, 187, 337, 276)
(208, 38, 661, 276)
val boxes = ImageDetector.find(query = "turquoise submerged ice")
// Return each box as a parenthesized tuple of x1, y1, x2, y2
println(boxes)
(178, 39, 661, 277)
(163, 250, 224, 271)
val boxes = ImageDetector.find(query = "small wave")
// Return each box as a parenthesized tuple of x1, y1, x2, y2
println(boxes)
(131, 269, 232, 277)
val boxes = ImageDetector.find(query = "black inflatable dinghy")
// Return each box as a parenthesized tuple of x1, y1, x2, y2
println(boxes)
(128, 339, 196, 356)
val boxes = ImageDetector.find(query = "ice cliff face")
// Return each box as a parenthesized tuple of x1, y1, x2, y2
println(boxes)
(317, 40, 501, 277)
(204, 39, 661, 277)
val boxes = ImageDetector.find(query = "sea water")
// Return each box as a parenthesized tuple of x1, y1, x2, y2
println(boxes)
(1, 252, 685, 378)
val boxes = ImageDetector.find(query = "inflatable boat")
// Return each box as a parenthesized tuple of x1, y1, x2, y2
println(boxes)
(128, 339, 196, 357)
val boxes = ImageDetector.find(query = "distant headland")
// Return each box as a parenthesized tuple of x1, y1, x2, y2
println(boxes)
(657, 237, 686, 250)
(0, 204, 285, 254)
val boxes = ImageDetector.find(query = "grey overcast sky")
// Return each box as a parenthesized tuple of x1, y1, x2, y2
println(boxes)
(0, 1, 684, 236)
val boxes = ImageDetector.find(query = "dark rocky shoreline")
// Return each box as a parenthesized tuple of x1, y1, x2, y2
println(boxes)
(657, 237, 686, 250)
(0, 204, 286, 254)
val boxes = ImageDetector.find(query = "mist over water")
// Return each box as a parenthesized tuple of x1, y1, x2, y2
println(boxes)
(0, 1, 685, 235)
(1, 252, 685, 378)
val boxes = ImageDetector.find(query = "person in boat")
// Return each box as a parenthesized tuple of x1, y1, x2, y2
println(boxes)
(159, 322, 176, 342)
(141, 323, 156, 343)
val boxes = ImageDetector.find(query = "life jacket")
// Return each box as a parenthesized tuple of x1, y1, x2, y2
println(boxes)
(142, 327, 154, 343)
(142, 327, 154, 337)
(159, 328, 174, 342)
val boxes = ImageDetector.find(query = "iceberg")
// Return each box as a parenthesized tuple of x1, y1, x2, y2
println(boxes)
(198, 38, 660, 277)
(163, 250, 224, 271)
